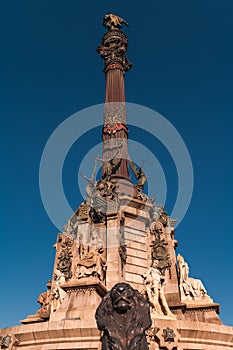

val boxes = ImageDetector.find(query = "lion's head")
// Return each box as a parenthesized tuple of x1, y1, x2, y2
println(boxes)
(110, 282, 134, 313)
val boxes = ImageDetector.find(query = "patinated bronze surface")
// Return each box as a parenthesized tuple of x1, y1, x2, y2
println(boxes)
(103, 14, 128, 31)
(95, 282, 151, 350)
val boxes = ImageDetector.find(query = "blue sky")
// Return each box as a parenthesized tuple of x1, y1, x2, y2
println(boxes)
(1, 0, 233, 328)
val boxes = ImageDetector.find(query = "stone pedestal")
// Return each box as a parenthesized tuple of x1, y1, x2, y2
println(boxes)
(49, 279, 107, 325)
(1, 317, 233, 350)
(15, 193, 231, 350)
(183, 301, 221, 324)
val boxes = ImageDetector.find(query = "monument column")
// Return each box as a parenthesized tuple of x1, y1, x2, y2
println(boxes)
(97, 14, 132, 179)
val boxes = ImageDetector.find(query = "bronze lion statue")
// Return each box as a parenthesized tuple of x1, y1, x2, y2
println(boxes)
(95, 282, 151, 350)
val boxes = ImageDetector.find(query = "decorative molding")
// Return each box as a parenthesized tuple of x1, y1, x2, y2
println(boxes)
(184, 305, 220, 313)
(61, 280, 107, 297)
(65, 287, 96, 294)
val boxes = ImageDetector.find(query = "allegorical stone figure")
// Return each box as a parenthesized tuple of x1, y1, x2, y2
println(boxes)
(51, 269, 67, 313)
(177, 253, 189, 284)
(177, 254, 210, 301)
(76, 232, 107, 281)
(95, 282, 151, 350)
(129, 160, 147, 195)
(142, 262, 174, 317)
(36, 280, 52, 319)
(80, 160, 97, 205)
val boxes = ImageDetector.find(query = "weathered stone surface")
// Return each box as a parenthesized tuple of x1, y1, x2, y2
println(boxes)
(1, 317, 233, 349)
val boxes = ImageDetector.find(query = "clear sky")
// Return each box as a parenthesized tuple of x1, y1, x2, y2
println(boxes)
(1, 0, 233, 328)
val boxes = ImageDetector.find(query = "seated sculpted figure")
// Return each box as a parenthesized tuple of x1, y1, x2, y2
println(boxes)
(76, 232, 106, 281)
(36, 281, 52, 319)
(177, 254, 210, 301)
